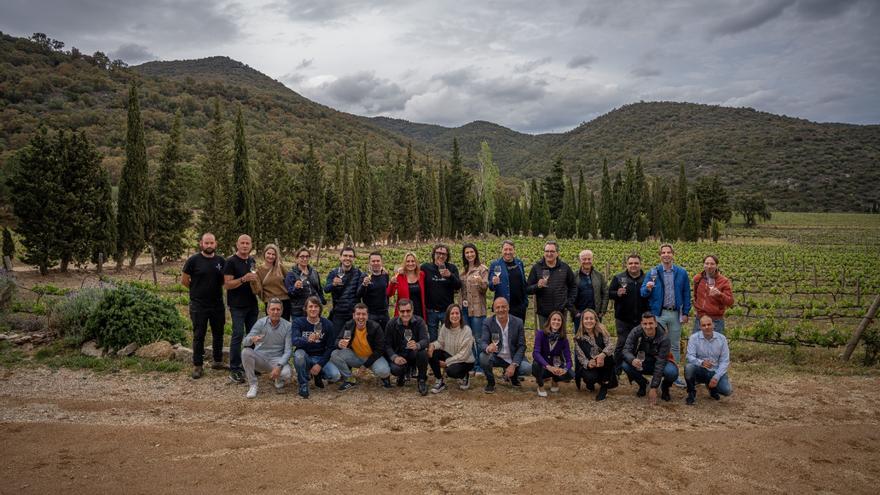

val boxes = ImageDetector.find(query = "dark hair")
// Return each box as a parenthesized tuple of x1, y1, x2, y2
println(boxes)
(703, 254, 719, 265)
(542, 310, 567, 339)
(353, 302, 368, 313)
(461, 243, 481, 272)
(432, 243, 450, 262)
(444, 303, 463, 328)
(640, 311, 657, 322)
(625, 252, 642, 263)
(369, 251, 382, 258)
(341, 246, 355, 256)
(295, 247, 311, 259)
(398, 298, 413, 310)
(544, 240, 559, 252)
(267, 297, 283, 309)
(501, 239, 515, 249)
(304, 295, 322, 311)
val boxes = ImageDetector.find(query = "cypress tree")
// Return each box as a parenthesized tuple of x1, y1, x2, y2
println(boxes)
(90, 166, 117, 270)
(710, 219, 721, 242)
(528, 179, 540, 235)
(660, 202, 680, 241)
(682, 191, 702, 242)
(611, 171, 625, 240)
(586, 191, 599, 239)
(576, 167, 589, 239)
(448, 137, 476, 237)
(254, 151, 298, 251)
(2, 227, 14, 262)
(325, 158, 345, 247)
(677, 163, 688, 226)
(556, 176, 577, 238)
(477, 141, 498, 232)
(150, 111, 190, 262)
(396, 145, 418, 241)
(429, 164, 441, 239)
(117, 82, 150, 268)
(438, 163, 451, 238)
(199, 98, 232, 254)
(301, 142, 325, 247)
(355, 145, 374, 245)
(598, 159, 613, 239)
(231, 106, 256, 238)
(56, 131, 93, 271)
(544, 156, 566, 219)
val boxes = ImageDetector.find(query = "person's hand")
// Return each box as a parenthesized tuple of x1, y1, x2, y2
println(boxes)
(487, 343, 498, 354)
(308, 332, 319, 343)
(537, 278, 547, 288)
(617, 286, 627, 296)
(243, 272, 257, 282)
(505, 364, 516, 378)
(648, 388, 658, 406)
(394, 356, 407, 366)
(396, 267, 404, 276)
(440, 268, 451, 278)
(406, 340, 418, 351)
(701, 359, 713, 369)
(709, 377, 719, 389)
(426, 344, 434, 358)
(587, 359, 596, 369)
(492, 275, 501, 285)
(333, 276, 343, 286)
(362, 277, 371, 286)
(596, 354, 605, 367)
(294, 280, 303, 289)
(439, 360, 446, 368)
(553, 366, 565, 376)
(251, 335, 263, 344)
(646, 280, 655, 291)
(309, 364, 322, 376)
(632, 358, 643, 370)
(270, 366, 281, 380)
(338, 339, 350, 349)
(356, 366, 369, 378)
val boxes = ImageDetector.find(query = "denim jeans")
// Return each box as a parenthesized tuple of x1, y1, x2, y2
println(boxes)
(426, 310, 446, 342)
(329, 348, 391, 379)
(293, 349, 341, 386)
(479, 353, 532, 385)
(657, 309, 683, 363)
(190, 307, 225, 367)
(692, 317, 726, 335)
(684, 364, 733, 396)
(229, 305, 259, 372)
(621, 359, 678, 388)
(461, 307, 485, 372)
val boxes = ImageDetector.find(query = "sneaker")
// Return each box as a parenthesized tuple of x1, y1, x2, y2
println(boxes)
(381, 378, 392, 389)
(314, 375, 324, 389)
(211, 361, 225, 370)
(596, 386, 608, 401)
(246, 384, 258, 399)
(537, 388, 548, 397)
(483, 384, 495, 394)
(636, 383, 647, 397)
(275, 378, 285, 390)
(709, 388, 721, 400)
(474, 370, 484, 377)
(229, 370, 245, 384)
(661, 386, 671, 402)
(686, 393, 696, 405)
(550, 385, 559, 393)
(338, 380, 355, 392)
(191, 366, 203, 379)
(431, 381, 447, 394)
(298, 384, 309, 399)
(674, 378, 686, 388)
(458, 376, 470, 390)
(396, 375, 406, 387)
(418, 380, 428, 396)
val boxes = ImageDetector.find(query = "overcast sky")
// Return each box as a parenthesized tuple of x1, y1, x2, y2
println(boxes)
(2, 0, 878, 133)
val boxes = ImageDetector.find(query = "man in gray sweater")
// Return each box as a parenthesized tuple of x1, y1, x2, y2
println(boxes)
(242, 298, 293, 398)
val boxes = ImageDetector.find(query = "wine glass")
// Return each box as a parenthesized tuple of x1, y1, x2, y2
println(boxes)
(314, 321, 323, 340)
(618, 275, 628, 293)
(403, 328, 413, 344)
(249, 259, 257, 274)
(637, 350, 646, 362)
(342, 329, 352, 340)
(541, 269, 550, 283)
(491, 331, 501, 352)
(649, 269, 657, 283)
(493, 265, 502, 281)
(707, 278, 716, 292)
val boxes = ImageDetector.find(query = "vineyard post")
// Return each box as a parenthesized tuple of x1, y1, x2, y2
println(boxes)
(842, 294, 880, 362)
(97, 253, 103, 275)
(604, 262, 610, 281)
(856, 278, 862, 306)
(812, 264, 817, 287)
(2, 255, 11, 270)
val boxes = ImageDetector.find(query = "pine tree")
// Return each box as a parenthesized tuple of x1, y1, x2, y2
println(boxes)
(231, 106, 256, 238)
(477, 141, 498, 232)
(598, 159, 613, 239)
(301, 142, 325, 247)
(682, 191, 702, 241)
(116, 82, 150, 268)
(556, 177, 577, 238)
(199, 98, 233, 254)
(150, 112, 190, 262)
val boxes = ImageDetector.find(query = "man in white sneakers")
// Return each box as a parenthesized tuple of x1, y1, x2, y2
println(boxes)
(242, 298, 293, 398)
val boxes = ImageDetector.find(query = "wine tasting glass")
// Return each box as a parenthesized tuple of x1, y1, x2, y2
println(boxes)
(541, 269, 550, 282)
(403, 328, 413, 344)
(491, 331, 501, 351)
(493, 265, 502, 279)
(314, 321, 323, 340)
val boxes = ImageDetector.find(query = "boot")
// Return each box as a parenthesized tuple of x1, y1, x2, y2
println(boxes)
(596, 385, 608, 401)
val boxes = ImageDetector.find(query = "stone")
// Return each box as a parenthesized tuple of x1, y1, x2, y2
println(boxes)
(117, 343, 139, 357)
(204, 346, 231, 363)
(135, 340, 176, 361)
(174, 346, 193, 363)
(81, 340, 104, 358)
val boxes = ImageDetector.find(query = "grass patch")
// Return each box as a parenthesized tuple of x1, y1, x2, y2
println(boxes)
(1, 342, 183, 374)
(0, 340, 25, 366)
(730, 340, 879, 377)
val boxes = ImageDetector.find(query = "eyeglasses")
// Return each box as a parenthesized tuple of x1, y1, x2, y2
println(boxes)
(435, 251, 448, 256)
(544, 250, 557, 253)
(399, 309, 413, 314)
(298, 254, 310, 258)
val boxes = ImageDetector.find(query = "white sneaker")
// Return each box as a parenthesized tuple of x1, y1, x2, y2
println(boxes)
(275, 378, 285, 390)
(537, 388, 548, 397)
(550, 385, 559, 393)
(458, 377, 470, 390)
(246, 384, 258, 399)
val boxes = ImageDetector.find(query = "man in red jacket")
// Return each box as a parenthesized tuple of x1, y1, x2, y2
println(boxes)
(692, 255, 734, 335)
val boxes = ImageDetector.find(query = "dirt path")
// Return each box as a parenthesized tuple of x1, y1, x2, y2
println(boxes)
(1, 367, 878, 494)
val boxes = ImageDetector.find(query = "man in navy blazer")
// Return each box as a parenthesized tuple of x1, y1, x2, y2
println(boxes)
(479, 297, 532, 393)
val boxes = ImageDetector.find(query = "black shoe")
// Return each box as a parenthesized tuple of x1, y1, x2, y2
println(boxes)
(314, 375, 324, 389)
(418, 380, 428, 396)
(396, 375, 406, 387)
(510, 377, 521, 387)
(596, 385, 608, 401)
(586, 383, 595, 392)
(210, 362, 225, 370)
(191, 366, 203, 379)
(229, 370, 245, 384)
(686, 393, 696, 405)
(382, 378, 392, 389)
(661, 386, 671, 402)
(338, 381, 355, 392)
(709, 389, 721, 400)
(298, 384, 310, 399)
(636, 382, 647, 397)
(483, 384, 495, 394)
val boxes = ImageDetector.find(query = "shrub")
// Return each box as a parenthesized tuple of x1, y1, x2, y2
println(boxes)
(85, 283, 186, 350)
(48, 288, 107, 345)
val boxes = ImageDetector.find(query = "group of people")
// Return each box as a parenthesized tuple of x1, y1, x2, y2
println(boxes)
(182, 233, 735, 406)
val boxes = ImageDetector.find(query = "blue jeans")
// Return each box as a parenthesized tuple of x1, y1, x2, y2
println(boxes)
(692, 317, 726, 335)
(293, 349, 341, 386)
(685, 364, 733, 396)
(329, 348, 391, 379)
(426, 310, 446, 342)
(479, 353, 532, 385)
(229, 305, 259, 372)
(461, 307, 485, 372)
(657, 309, 683, 364)
(621, 359, 678, 388)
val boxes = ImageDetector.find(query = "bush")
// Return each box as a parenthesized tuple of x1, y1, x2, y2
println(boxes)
(48, 288, 107, 345)
(85, 284, 186, 351)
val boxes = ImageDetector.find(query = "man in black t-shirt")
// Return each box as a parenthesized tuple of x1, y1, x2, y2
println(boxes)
(182, 233, 226, 379)
(420, 244, 461, 342)
(223, 234, 259, 383)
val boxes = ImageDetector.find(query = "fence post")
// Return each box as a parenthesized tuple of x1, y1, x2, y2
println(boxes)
(97, 252, 103, 275)
(2, 256, 11, 271)
(842, 294, 880, 361)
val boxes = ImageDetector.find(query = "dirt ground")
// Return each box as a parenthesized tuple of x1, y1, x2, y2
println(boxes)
(0, 365, 878, 495)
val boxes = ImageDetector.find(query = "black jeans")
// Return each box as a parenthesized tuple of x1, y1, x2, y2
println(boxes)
(229, 305, 259, 372)
(532, 365, 573, 387)
(368, 313, 390, 332)
(576, 358, 616, 388)
(613, 319, 638, 370)
(429, 349, 474, 380)
(509, 303, 527, 322)
(190, 307, 225, 367)
(390, 349, 428, 381)
(331, 311, 353, 337)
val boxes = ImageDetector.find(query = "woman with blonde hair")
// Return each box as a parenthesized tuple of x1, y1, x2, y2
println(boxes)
(574, 309, 617, 401)
(250, 244, 291, 320)
(387, 251, 427, 319)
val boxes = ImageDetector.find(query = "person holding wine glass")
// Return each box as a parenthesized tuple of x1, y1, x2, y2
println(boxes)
(330, 304, 391, 391)
(526, 240, 577, 329)
(324, 246, 364, 337)
(291, 296, 341, 399)
(622, 312, 678, 405)
(223, 234, 260, 384)
(241, 299, 293, 399)
(460, 243, 488, 373)
(572, 249, 608, 330)
(387, 252, 427, 319)
(684, 316, 733, 405)
(421, 244, 462, 342)
(573, 309, 617, 401)
(640, 243, 691, 388)
(357, 251, 391, 330)
(479, 297, 532, 393)
(488, 240, 529, 321)
(428, 304, 476, 392)
(284, 247, 325, 320)
(608, 253, 649, 374)
(532, 311, 573, 397)
(249, 244, 291, 321)
(384, 298, 430, 395)
(692, 255, 734, 335)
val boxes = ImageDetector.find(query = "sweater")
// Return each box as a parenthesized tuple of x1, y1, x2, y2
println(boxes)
(532, 330, 573, 371)
(421, 262, 462, 312)
(433, 324, 475, 365)
(249, 265, 289, 302)
(290, 316, 335, 366)
(242, 316, 292, 367)
(460, 264, 489, 317)
(692, 271, 734, 319)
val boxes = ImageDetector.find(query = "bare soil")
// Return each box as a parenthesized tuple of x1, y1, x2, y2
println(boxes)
(1, 365, 878, 494)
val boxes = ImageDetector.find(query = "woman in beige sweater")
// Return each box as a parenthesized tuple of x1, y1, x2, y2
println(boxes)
(250, 244, 291, 320)
(427, 304, 475, 392)
(460, 243, 488, 372)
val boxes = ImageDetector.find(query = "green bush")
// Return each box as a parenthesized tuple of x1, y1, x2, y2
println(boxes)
(48, 288, 107, 345)
(86, 284, 186, 350)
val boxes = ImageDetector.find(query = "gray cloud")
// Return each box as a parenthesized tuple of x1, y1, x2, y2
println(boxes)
(710, 0, 796, 37)
(271, 0, 403, 23)
(794, 0, 860, 20)
(567, 54, 597, 69)
(514, 57, 552, 73)
(295, 58, 313, 70)
(631, 67, 662, 78)
(110, 43, 156, 64)
(304, 71, 410, 114)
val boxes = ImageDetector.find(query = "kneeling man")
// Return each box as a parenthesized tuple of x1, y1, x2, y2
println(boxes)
(242, 298, 292, 398)
(685, 316, 733, 405)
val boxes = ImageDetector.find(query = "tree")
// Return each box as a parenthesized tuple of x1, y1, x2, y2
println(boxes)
(90, 166, 117, 270)
(660, 202, 680, 241)
(681, 191, 702, 242)
(395, 145, 418, 241)
(199, 98, 233, 254)
(116, 82, 150, 268)
(694, 175, 732, 230)
(598, 159, 613, 239)
(150, 112, 190, 262)
(477, 141, 499, 232)
(230, 106, 256, 238)
(448, 138, 477, 236)
(736, 193, 772, 227)
(529, 180, 551, 236)
(576, 167, 589, 239)
(2, 227, 14, 262)
(676, 163, 688, 227)
(438, 163, 452, 238)
(710, 219, 721, 242)
(324, 158, 346, 247)
(556, 177, 577, 238)
(544, 157, 566, 219)
(354, 144, 374, 245)
(301, 142, 325, 246)
(254, 151, 298, 251)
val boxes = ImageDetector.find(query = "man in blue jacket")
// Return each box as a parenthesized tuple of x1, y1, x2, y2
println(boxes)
(291, 296, 341, 399)
(488, 240, 528, 321)
(324, 246, 363, 336)
(641, 243, 690, 387)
